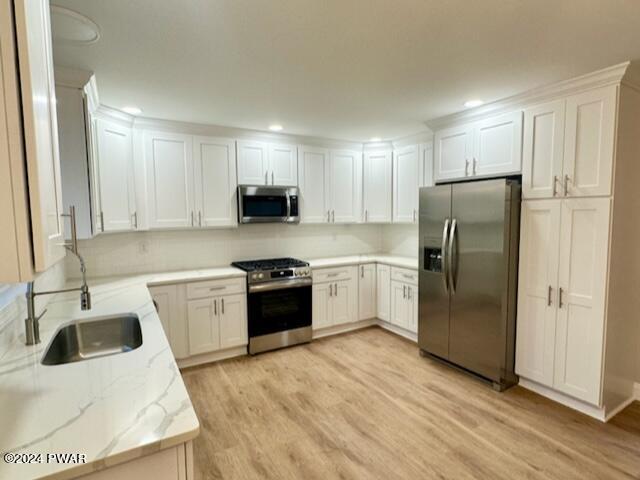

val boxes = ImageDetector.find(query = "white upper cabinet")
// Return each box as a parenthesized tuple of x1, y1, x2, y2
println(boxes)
(473, 111, 523, 177)
(329, 149, 362, 223)
(363, 150, 392, 223)
(522, 85, 617, 200)
(193, 136, 237, 227)
(14, 0, 65, 271)
(434, 111, 523, 183)
(237, 140, 297, 186)
(393, 145, 420, 223)
(553, 197, 610, 404)
(522, 100, 566, 199)
(515, 200, 561, 386)
(562, 85, 616, 198)
(420, 142, 434, 187)
(434, 124, 474, 181)
(269, 143, 298, 186)
(299, 146, 330, 223)
(144, 131, 195, 229)
(95, 119, 136, 232)
(237, 140, 269, 185)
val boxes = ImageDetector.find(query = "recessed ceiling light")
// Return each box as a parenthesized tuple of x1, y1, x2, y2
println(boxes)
(269, 124, 283, 132)
(369, 137, 382, 142)
(464, 99, 484, 108)
(50, 6, 101, 45)
(122, 106, 142, 115)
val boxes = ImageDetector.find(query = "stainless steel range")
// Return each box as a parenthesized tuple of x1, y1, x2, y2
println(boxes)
(231, 258, 312, 354)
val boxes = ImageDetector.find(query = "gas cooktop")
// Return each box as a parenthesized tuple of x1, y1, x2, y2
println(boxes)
(231, 257, 309, 272)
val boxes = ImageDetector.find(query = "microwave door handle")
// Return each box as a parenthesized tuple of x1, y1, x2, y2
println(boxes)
(286, 193, 291, 220)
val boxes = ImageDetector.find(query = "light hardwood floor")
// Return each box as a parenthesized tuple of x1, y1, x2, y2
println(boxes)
(181, 327, 640, 480)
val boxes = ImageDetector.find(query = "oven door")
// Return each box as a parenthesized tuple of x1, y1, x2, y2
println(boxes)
(247, 281, 312, 338)
(238, 185, 299, 224)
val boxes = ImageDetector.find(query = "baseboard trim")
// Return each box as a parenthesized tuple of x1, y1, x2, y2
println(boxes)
(177, 345, 247, 369)
(312, 319, 377, 339)
(518, 378, 606, 422)
(375, 319, 418, 343)
(605, 395, 637, 422)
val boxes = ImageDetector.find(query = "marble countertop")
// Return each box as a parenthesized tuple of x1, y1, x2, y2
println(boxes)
(0, 266, 245, 480)
(307, 254, 418, 270)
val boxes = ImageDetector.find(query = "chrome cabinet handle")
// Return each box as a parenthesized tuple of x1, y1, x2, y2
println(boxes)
(413, 209, 416, 223)
(100, 211, 105, 232)
(558, 287, 564, 308)
(441, 218, 450, 294)
(403, 285, 406, 299)
(221, 298, 225, 314)
(472, 158, 477, 175)
(214, 299, 217, 315)
(563, 175, 569, 196)
(327, 210, 330, 223)
(465, 159, 469, 176)
(329, 284, 332, 297)
(198, 211, 202, 227)
(191, 211, 194, 226)
(265, 171, 268, 185)
(271, 171, 274, 185)
(332, 210, 335, 223)
(408, 287, 412, 300)
(209, 286, 225, 291)
(365, 209, 368, 222)
(361, 266, 364, 278)
(448, 218, 458, 295)
(131, 211, 138, 229)
(552, 176, 558, 196)
(547, 286, 553, 306)
(334, 283, 338, 296)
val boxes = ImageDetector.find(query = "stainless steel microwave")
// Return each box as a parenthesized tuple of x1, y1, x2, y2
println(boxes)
(238, 185, 300, 224)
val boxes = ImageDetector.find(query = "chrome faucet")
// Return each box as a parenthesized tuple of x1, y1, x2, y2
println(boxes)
(24, 206, 92, 345)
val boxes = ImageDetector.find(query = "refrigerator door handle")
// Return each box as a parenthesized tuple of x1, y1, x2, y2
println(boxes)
(441, 218, 450, 294)
(448, 218, 458, 295)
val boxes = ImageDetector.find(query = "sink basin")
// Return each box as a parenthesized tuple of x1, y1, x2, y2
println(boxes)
(42, 314, 142, 366)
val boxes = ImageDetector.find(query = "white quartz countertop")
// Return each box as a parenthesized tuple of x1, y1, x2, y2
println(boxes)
(307, 254, 418, 270)
(0, 266, 245, 480)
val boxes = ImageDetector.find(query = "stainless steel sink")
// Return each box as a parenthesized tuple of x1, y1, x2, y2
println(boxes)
(42, 314, 142, 366)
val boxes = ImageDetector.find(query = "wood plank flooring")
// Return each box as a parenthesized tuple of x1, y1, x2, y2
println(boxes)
(181, 327, 640, 480)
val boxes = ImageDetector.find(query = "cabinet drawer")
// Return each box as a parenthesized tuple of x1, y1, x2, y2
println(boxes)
(187, 277, 245, 300)
(313, 266, 356, 284)
(391, 267, 418, 285)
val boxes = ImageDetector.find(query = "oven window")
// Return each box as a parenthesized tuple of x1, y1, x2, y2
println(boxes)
(248, 286, 311, 337)
(243, 195, 287, 217)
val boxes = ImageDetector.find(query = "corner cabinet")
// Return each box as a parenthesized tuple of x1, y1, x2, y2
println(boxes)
(95, 119, 137, 232)
(237, 140, 297, 186)
(434, 111, 522, 182)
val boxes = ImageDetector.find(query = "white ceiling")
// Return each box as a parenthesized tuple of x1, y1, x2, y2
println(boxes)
(51, 0, 640, 142)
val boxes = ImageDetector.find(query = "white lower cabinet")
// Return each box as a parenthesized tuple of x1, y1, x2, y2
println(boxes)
(390, 281, 417, 333)
(376, 264, 391, 321)
(358, 263, 376, 320)
(312, 266, 357, 329)
(516, 197, 611, 405)
(187, 293, 247, 356)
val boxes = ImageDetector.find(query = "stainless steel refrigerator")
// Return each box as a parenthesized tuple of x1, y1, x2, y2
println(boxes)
(418, 178, 520, 391)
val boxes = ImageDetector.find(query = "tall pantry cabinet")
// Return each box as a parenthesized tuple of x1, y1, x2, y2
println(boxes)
(515, 64, 640, 421)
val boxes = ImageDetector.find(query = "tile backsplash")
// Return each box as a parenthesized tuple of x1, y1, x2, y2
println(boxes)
(382, 223, 418, 258)
(66, 224, 388, 278)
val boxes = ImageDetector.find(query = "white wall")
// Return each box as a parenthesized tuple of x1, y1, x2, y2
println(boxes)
(0, 260, 67, 354)
(66, 224, 384, 279)
(382, 224, 418, 258)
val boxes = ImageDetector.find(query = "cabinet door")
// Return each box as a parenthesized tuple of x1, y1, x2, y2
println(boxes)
(14, 0, 65, 270)
(420, 142, 434, 187)
(563, 85, 616, 197)
(329, 150, 362, 223)
(96, 120, 135, 232)
(237, 140, 268, 185)
(522, 100, 566, 199)
(358, 264, 376, 320)
(515, 200, 561, 386)
(363, 150, 392, 223)
(376, 264, 391, 321)
(219, 294, 247, 349)
(393, 145, 420, 223)
(407, 285, 418, 333)
(187, 298, 219, 355)
(312, 282, 332, 329)
(269, 143, 298, 186)
(145, 131, 195, 229)
(193, 136, 237, 227)
(553, 198, 610, 405)
(299, 146, 330, 223)
(332, 279, 356, 325)
(434, 124, 474, 181)
(148, 285, 176, 342)
(390, 281, 408, 328)
(473, 111, 523, 177)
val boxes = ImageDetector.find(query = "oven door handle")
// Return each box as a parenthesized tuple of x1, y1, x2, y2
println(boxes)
(248, 278, 312, 293)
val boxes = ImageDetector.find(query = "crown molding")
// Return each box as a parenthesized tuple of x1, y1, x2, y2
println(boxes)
(94, 104, 134, 126)
(391, 130, 433, 149)
(426, 61, 632, 130)
(54, 65, 93, 88)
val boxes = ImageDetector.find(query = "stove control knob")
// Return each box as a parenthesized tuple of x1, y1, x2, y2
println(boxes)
(258, 273, 264, 279)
